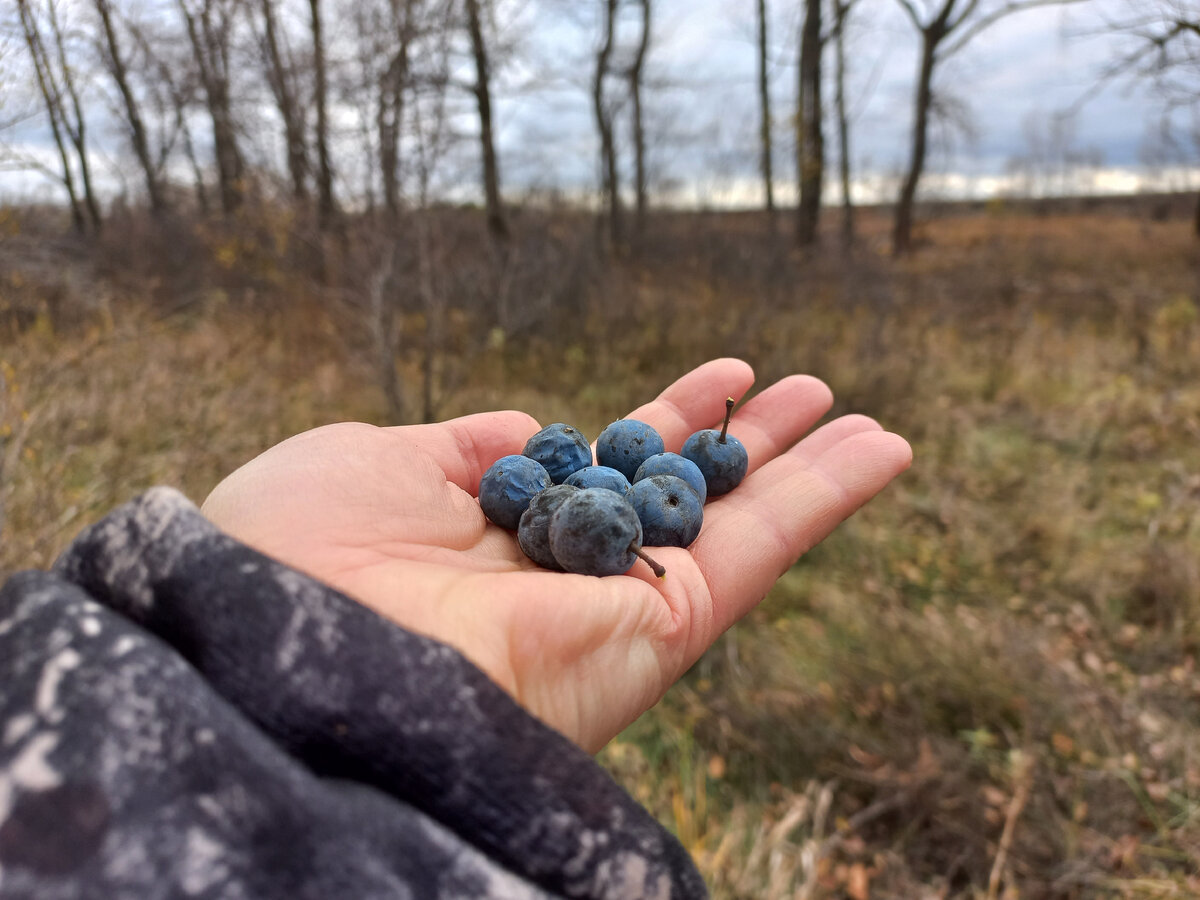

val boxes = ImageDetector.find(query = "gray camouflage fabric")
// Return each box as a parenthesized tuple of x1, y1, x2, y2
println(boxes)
(0, 487, 707, 899)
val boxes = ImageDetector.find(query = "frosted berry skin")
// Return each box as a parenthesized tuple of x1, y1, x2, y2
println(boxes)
(630, 475, 704, 548)
(633, 452, 707, 505)
(564, 465, 633, 498)
(681, 431, 748, 497)
(517, 484, 580, 570)
(596, 419, 665, 481)
(522, 423, 593, 484)
(478, 455, 553, 530)
(548, 488, 644, 577)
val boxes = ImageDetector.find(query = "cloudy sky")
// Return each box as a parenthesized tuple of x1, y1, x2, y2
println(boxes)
(1, 0, 1195, 207)
(493, 0, 1197, 203)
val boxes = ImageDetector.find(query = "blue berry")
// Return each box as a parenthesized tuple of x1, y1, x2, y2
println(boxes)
(522, 423, 593, 484)
(633, 452, 707, 505)
(630, 475, 704, 548)
(478, 455, 552, 530)
(549, 488, 663, 577)
(518, 484, 580, 570)
(681, 431, 748, 497)
(681, 398, 748, 497)
(596, 419, 665, 480)
(564, 465, 633, 498)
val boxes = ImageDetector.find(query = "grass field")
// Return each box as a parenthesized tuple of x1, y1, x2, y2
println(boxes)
(2, 200, 1198, 897)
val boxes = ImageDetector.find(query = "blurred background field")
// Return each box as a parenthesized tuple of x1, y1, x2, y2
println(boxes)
(2, 198, 1198, 897)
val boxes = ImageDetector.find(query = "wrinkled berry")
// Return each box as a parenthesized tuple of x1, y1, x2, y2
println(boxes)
(479, 455, 553, 530)
(523, 423, 593, 484)
(518, 484, 580, 570)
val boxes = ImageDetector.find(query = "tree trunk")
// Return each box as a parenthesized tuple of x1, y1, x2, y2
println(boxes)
(796, 0, 823, 247)
(834, 0, 854, 246)
(629, 0, 651, 238)
(1194, 191, 1200, 238)
(593, 0, 621, 251)
(893, 29, 937, 255)
(757, 0, 775, 224)
(309, 0, 336, 229)
(378, 61, 405, 219)
(179, 110, 210, 215)
(260, 0, 308, 202)
(369, 246, 404, 422)
(180, 0, 245, 215)
(465, 0, 509, 241)
(94, 0, 164, 214)
(48, 0, 102, 231)
(378, 0, 415, 221)
(17, 0, 86, 233)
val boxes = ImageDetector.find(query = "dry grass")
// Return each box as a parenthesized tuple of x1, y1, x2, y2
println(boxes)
(2, 199, 1199, 897)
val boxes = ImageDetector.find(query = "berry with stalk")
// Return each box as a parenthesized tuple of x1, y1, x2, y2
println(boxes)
(681, 397, 748, 497)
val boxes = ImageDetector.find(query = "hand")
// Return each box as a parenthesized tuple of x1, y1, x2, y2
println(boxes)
(200, 359, 911, 752)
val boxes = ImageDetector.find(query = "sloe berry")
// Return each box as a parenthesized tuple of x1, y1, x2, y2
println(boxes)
(523, 423, 593, 484)
(681, 398, 748, 496)
(549, 488, 649, 576)
(564, 465, 633, 498)
(478, 455, 553, 530)
(596, 419, 665, 481)
(630, 474, 704, 548)
(518, 484, 580, 570)
(633, 452, 707, 505)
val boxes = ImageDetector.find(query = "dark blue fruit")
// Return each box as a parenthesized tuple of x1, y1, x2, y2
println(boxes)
(681, 397, 748, 497)
(522, 423, 593, 484)
(630, 475, 704, 548)
(518, 484, 580, 570)
(681, 431, 748, 497)
(478, 455, 553, 530)
(549, 488, 662, 577)
(596, 419, 665, 480)
(564, 465, 632, 498)
(633, 452, 707, 505)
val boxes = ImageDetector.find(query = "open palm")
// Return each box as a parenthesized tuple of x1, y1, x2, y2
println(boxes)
(201, 359, 911, 752)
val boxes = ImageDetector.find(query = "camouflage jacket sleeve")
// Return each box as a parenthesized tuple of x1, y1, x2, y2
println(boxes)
(0, 487, 707, 899)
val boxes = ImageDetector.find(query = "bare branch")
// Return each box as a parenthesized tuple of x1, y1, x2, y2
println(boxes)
(893, 0, 924, 29)
(941, 0, 1090, 58)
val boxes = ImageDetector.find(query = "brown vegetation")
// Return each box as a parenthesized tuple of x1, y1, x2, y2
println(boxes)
(2, 198, 1199, 897)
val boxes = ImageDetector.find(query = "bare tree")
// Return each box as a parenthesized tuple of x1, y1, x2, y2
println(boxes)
(593, 0, 621, 250)
(45, 0, 102, 230)
(379, 0, 419, 220)
(465, 0, 509, 240)
(256, 0, 308, 202)
(891, 0, 1086, 254)
(1102, 0, 1200, 235)
(308, 0, 337, 228)
(796, 0, 823, 247)
(833, 0, 856, 245)
(126, 16, 212, 213)
(757, 0, 776, 224)
(179, 0, 245, 214)
(93, 0, 165, 214)
(628, 0, 651, 237)
(16, 0, 87, 232)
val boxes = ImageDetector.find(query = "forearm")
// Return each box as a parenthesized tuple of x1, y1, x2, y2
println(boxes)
(1, 488, 706, 899)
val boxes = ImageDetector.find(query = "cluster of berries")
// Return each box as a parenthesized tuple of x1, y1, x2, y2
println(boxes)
(478, 399, 749, 577)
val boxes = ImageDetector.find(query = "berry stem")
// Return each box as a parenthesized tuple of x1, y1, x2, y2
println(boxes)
(630, 544, 666, 578)
(718, 397, 734, 443)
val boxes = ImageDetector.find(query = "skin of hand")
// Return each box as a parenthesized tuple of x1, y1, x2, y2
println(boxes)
(201, 359, 912, 753)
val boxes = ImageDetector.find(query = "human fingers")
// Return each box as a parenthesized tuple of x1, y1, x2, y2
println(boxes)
(691, 429, 912, 636)
(785, 413, 885, 466)
(619, 358, 756, 450)
(387, 410, 542, 494)
(716, 374, 834, 476)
